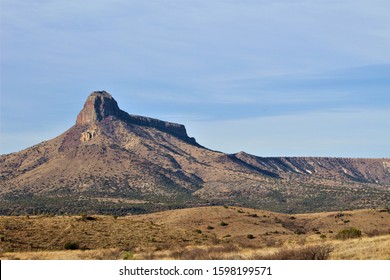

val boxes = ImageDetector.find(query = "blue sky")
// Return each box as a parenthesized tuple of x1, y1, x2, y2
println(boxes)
(1, 0, 389, 157)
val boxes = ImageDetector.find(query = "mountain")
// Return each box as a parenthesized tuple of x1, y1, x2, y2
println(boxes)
(1, 91, 389, 215)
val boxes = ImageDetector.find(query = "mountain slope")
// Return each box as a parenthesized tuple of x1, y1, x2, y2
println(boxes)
(1, 91, 389, 214)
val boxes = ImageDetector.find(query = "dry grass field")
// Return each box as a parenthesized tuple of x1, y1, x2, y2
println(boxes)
(0, 206, 389, 260)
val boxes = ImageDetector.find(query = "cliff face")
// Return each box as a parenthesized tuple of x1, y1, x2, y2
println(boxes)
(76, 91, 197, 144)
(76, 91, 121, 125)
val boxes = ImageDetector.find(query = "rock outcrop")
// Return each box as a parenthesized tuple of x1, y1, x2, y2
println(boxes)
(76, 91, 121, 125)
(76, 91, 199, 145)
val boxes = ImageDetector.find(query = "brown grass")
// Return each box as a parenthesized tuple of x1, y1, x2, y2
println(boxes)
(0, 206, 389, 260)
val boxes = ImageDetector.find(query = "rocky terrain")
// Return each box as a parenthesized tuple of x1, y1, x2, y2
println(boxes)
(0, 91, 389, 215)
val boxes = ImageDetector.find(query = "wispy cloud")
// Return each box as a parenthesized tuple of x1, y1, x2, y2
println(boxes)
(1, 0, 389, 155)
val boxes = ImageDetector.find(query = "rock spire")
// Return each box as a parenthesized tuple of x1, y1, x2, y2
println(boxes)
(76, 91, 121, 125)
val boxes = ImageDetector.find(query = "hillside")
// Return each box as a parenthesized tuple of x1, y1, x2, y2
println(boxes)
(0, 91, 389, 214)
(0, 206, 389, 260)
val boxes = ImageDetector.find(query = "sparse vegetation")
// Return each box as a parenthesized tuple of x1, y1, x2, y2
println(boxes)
(261, 245, 333, 260)
(0, 207, 389, 260)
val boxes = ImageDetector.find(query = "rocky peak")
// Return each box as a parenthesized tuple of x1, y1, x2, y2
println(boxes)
(74, 91, 200, 146)
(76, 91, 121, 125)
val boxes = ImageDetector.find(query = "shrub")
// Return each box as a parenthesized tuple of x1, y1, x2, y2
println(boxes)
(252, 245, 333, 260)
(294, 228, 305, 235)
(194, 229, 202, 234)
(274, 218, 282, 223)
(207, 226, 214, 230)
(80, 214, 96, 221)
(272, 245, 332, 260)
(365, 228, 390, 237)
(122, 251, 134, 260)
(366, 229, 379, 237)
(336, 228, 361, 240)
(220, 221, 228, 226)
(64, 242, 79, 250)
(247, 234, 255, 239)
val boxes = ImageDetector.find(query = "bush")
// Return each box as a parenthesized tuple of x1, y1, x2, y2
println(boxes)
(247, 234, 255, 239)
(294, 228, 305, 235)
(122, 251, 133, 260)
(80, 214, 96, 221)
(64, 242, 79, 250)
(207, 226, 214, 230)
(255, 245, 333, 260)
(220, 221, 228, 226)
(336, 228, 362, 240)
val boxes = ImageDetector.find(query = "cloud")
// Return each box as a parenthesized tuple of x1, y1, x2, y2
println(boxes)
(1, 0, 390, 156)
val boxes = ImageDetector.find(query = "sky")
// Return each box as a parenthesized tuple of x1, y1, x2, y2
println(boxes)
(1, 0, 389, 157)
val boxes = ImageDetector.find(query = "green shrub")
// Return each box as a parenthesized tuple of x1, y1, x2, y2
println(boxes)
(122, 251, 133, 260)
(336, 228, 361, 240)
